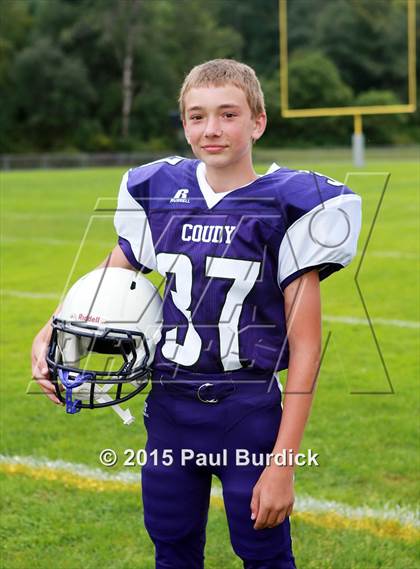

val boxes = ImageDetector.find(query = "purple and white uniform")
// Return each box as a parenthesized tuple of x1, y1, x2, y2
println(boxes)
(114, 157, 362, 569)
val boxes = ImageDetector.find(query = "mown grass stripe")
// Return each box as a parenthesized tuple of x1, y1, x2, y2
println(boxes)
(0, 289, 60, 299)
(1, 454, 418, 544)
(1, 237, 115, 247)
(323, 315, 420, 329)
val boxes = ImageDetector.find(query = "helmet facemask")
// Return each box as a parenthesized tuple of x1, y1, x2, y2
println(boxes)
(47, 318, 151, 416)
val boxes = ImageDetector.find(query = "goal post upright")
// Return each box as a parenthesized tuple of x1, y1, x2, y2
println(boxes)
(352, 114, 364, 168)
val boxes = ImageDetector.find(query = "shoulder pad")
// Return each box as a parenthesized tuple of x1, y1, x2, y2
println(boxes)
(128, 156, 188, 186)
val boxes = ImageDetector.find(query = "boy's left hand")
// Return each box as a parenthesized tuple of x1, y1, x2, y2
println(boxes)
(250, 465, 294, 530)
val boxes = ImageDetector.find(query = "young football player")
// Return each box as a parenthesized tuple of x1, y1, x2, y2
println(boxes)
(32, 59, 362, 568)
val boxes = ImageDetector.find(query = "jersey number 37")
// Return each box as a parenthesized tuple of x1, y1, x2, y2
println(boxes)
(157, 253, 261, 371)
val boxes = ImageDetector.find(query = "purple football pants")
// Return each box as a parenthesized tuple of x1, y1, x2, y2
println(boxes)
(141, 376, 296, 569)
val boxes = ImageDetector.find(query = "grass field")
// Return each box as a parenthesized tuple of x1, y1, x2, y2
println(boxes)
(1, 152, 419, 568)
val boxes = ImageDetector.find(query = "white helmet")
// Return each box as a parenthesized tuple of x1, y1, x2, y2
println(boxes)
(47, 267, 162, 424)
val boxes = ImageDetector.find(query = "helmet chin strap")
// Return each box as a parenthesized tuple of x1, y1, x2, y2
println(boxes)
(95, 391, 135, 425)
(58, 369, 135, 425)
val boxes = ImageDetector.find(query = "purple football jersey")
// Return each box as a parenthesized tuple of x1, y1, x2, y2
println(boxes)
(114, 157, 361, 377)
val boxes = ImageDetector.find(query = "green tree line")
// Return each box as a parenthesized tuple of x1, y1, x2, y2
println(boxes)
(0, 0, 418, 153)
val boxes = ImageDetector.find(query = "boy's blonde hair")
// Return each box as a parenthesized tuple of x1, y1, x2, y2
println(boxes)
(179, 59, 265, 119)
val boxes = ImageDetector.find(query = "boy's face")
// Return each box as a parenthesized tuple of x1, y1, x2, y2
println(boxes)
(182, 84, 266, 170)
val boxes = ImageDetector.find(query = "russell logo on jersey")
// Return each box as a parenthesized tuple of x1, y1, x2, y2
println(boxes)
(170, 189, 190, 203)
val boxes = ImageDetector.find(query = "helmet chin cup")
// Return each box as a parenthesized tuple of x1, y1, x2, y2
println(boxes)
(59, 369, 94, 415)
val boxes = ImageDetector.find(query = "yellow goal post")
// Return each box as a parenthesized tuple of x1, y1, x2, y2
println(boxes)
(279, 0, 417, 165)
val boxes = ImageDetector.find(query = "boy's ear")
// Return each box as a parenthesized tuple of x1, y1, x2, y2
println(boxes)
(252, 112, 267, 142)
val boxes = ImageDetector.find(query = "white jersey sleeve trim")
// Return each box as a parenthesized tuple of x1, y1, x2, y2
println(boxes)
(278, 194, 362, 287)
(114, 171, 157, 271)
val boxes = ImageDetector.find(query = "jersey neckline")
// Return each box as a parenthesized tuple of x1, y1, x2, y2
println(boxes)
(196, 161, 281, 209)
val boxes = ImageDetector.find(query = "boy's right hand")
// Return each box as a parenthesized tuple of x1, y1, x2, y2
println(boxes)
(31, 325, 63, 405)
